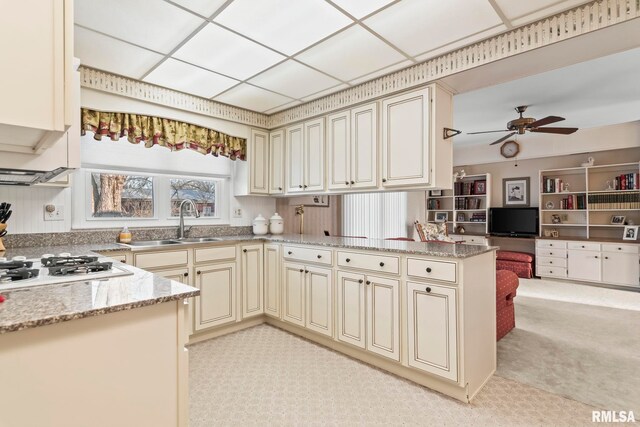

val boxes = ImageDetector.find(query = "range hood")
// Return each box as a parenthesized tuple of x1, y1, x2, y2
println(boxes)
(0, 168, 70, 186)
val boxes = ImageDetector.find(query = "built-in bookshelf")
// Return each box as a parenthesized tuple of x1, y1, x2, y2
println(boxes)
(426, 173, 491, 235)
(539, 162, 640, 239)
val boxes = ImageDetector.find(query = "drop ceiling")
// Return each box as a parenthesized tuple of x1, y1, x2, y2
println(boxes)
(74, 0, 592, 114)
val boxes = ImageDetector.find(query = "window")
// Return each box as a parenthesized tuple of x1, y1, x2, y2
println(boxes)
(170, 178, 217, 217)
(90, 172, 154, 218)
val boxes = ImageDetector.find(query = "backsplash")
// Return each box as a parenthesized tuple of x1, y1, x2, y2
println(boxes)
(2, 225, 252, 248)
(0, 185, 72, 234)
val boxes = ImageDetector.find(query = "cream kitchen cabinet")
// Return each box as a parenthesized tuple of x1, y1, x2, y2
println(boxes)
(286, 118, 325, 193)
(240, 244, 264, 319)
(248, 129, 269, 195)
(151, 267, 190, 285)
(406, 282, 458, 382)
(269, 129, 285, 194)
(336, 271, 400, 361)
(381, 84, 452, 189)
(264, 244, 281, 318)
(282, 262, 332, 337)
(194, 262, 237, 331)
(327, 103, 378, 191)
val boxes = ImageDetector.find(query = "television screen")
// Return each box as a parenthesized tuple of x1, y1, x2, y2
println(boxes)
(489, 207, 539, 237)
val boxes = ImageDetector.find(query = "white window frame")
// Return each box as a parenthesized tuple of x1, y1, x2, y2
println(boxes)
(167, 175, 221, 220)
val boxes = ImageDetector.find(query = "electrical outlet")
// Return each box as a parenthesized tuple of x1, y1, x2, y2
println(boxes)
(233, 208, 242, 218)
(44, 204, 64, 221)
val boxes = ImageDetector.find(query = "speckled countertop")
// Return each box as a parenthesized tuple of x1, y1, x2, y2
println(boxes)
(0, 249, 199, 334)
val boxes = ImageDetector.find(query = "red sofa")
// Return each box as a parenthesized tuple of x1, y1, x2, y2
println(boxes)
(496, 270, 519, 341)
(496, 250, 534, 279)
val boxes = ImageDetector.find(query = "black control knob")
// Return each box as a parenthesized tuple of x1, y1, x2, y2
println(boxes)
(426, 267, 432, 273)
(426, 287, 431, 293)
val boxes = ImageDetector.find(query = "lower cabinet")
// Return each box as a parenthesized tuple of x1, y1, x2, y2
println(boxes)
(406, 282, 458, 382)
(283, 262, 333, 337)
(264, 244, 281, 318)
(336, 271, 400, 361)
(602, 250, 639, 286)
(194, 262, 237, 331)
(241, 244, 264, 318)
(567, 249, 601, 282)
(151, 267, 190, 285)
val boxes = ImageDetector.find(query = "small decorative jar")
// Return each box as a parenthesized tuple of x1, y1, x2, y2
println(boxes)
(252, 214, 268, 235)
(269, 213, 284, 235)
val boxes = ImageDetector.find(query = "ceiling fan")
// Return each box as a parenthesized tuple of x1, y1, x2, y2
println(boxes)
(467, 106, 579, 145)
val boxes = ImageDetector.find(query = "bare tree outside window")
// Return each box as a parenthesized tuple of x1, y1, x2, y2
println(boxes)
(90, 173, 154, 218)
(170, 179, 216, 217)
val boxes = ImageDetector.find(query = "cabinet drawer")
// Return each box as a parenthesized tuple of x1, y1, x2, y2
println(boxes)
(567, 241, 600, 251)
(537, 256, 567, 268)
(536, 240, 567, 249)
(110, 254, 127, 263)
(194, 245, 237, 264)
(406, 258, 457, 283)
(337, 251, 400, 275)
(536, 248, 567, 258)
(602, 244, 639, 254)
(537, 265, 567, 278)
(134, 249, 189, 269)
(283, 245, 332, 265)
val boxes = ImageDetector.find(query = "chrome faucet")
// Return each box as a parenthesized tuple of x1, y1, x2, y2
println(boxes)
(178, 199, 200, 239)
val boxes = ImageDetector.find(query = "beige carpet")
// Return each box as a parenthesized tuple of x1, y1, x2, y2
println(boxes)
(189, 324, 600, 426)
(497, 295, 640, 414)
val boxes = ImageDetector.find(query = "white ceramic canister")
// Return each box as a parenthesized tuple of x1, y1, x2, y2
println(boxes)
(269, 212, 284, 235)
(252, 214, 268, 235)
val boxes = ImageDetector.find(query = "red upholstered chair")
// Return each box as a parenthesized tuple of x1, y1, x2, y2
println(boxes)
(496, 250, 535, 279)
(496, 270, 519, 341)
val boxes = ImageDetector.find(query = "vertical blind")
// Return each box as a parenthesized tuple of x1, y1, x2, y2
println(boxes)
(342, 192, 408, 239)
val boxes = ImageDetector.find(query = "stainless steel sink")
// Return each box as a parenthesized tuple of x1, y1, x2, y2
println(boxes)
(126, 239, 184, 247)
(177, 237, 223, 243)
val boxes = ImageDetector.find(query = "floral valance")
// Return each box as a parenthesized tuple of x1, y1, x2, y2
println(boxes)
(81, 108, 246, 161)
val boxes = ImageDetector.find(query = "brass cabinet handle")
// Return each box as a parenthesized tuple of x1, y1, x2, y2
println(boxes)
(366, 280, 371, 285)
(350, 181, 354, 184)
(358, 279, 363, 284)
(196, 270, 201, 275)
(183, 272, 188, 277)
(243, 249, 247, 253)
(305, 270, 309, 274)
(299, 269, 304, 273)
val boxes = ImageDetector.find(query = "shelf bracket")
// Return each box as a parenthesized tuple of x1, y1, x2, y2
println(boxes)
(443, 128, 462, 140)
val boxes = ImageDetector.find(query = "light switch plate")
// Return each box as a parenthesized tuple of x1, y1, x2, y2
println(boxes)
(44, 204, 64, 221)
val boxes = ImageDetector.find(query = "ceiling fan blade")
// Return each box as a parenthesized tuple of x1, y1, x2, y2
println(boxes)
(467, 130, 510, 135)
(529, 127, 578, 135)
(489, 132, 517, 145)
(528, 116, 565, 128)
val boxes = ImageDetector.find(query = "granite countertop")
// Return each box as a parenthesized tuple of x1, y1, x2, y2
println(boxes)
(0, 254, 199, 334)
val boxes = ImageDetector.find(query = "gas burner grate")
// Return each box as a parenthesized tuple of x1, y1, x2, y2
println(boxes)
(41, 256, 99, 268)
(48, 261, 113, 276)
(0, 267, 40, 282)
(0, 260, 34, 270)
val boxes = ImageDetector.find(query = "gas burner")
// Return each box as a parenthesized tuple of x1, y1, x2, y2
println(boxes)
(0, 267, 40, 283)
(48, 261, 113, 276)
(41, 256, 99, 268)
(0, 260, 34, 270)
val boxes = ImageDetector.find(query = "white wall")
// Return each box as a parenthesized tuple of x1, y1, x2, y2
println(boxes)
(0, 185, 72, 234)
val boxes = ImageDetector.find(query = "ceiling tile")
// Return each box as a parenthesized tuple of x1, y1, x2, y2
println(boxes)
(249, 60, 342, 99)
(173, 24, 285, 80)
(301, 84, 350, 102)
(329, 0, 396, 19)
(296, 26, 406, 82)
(170, 0, 228, 17)
(75, 0, 204, 54)
(214, 84, 295, 112)
(505, 0, 593, 26)
(214, 0, 353, 55)
(74, 26, 164, 79)
(349, 60, 413, 85)
(364, 0, 502, 57)
(143, 59, 239, 98)
(263, 100, 303, 115)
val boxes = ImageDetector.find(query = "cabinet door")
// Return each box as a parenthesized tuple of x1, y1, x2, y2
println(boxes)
(351, 103, 378, 189)
(286, 124, 304, 193)
(304, 118, 325, 192)
(336, 271, 366, 349)
(381, 87, 430, 187)
(602, 252, 639, 286)
(567, 250, 601, 282)
(282, 262, 306, 326)
(306, 265, 333, 337)
(269, 129, 285, 194)
(195, 263, 236, 331)
(249, 129, 269, 194)
(406, 282, 458, 382)
(366, 275, 400, 361)
(264, 244, 281, 318)
(241, 244, 264, 318)
(327, 111, 351, 190)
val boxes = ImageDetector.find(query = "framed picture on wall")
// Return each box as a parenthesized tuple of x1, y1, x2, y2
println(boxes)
(502, 177, 530, 207)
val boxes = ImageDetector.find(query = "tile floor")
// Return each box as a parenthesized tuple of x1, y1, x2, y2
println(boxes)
(189, 324, 601, 426)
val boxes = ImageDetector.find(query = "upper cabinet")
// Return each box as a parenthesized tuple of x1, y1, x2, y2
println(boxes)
(248, 129, 269, 195)
(327, 103, 378, 191)
(286, 118, 325, 193)
(269, 130, 285, 195)
(381, 85, 452, 189)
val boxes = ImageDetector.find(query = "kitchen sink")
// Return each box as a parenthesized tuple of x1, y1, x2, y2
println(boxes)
(177, 237, 223, 243)
(125, 240, 185, 247)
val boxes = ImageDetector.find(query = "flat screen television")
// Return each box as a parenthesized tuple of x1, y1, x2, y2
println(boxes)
(489, 207, 539, 237)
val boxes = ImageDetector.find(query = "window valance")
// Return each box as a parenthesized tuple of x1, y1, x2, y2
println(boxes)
(81, 108, 246, 160)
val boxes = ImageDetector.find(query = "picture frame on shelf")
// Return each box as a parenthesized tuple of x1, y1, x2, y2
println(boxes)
(623, 225, 638, 241)
(551, 214, 562, 224)
(456, 212, 465, 222)
(434, 212, 448, 223)
(474, 180, 486, 195)
(430, 189, 442, 197)
(611, 215, 625, 224)
(503, 177, 530, 207)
